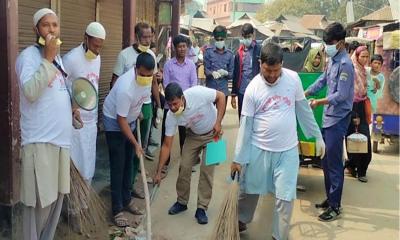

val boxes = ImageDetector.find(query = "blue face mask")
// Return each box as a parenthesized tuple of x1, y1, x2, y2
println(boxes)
(325, 44, 338, 58)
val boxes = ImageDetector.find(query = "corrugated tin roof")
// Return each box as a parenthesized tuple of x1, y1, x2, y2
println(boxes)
(180, 15, 217, 33)
(300, 15, 328, 30)
(227, 13, 274, 37)
(361, 5, 394, 21)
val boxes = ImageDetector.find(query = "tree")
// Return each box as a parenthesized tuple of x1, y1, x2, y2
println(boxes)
(256, 0, 389, 23)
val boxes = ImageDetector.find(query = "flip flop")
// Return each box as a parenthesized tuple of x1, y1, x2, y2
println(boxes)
(125, 200, 144, 215)
(114, 212, 129, 227)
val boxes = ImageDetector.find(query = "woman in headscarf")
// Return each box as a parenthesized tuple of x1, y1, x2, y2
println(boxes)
(346, 45, 371, 183)
(302, 48, 325, 72)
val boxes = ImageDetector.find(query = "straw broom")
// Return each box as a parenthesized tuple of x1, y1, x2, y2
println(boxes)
(210, 172, 240, 240)
(67, 160, 108, 237)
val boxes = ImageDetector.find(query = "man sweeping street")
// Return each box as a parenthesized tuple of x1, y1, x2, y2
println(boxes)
(103, 52, 155, 227)
(16, 8, 78, 240)
(154, 83, 226, 225)
(231, 43, 325, 240)
(63, 22, 106, 185)
(111, 22, 162, 199)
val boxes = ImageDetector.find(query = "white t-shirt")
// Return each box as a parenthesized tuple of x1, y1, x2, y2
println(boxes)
(16, 45, 72, 148)
(165, 86, 217, 136)
(113, 46, 157, 104)
(242, 68, 305, 152)
(103, 68, 152, 123)
(63, 44, 100, 123)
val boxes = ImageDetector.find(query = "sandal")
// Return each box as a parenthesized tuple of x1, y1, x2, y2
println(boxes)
(125, 200, 145, 215)
(114, 212, 129, 227)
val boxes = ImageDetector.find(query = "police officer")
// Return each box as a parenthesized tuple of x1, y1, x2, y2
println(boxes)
(305, 22, 354, 222)
(203, 25, 234, 107)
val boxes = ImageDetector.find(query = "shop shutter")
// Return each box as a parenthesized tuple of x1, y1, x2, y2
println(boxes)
(136, 0, 156, 26)
(18, 0, 50, 52)
(97, 0, 123, 122)
(59, 0, 96, 55)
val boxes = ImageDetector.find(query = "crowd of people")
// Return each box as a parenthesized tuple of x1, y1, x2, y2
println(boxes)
(17, 7, 386, 240)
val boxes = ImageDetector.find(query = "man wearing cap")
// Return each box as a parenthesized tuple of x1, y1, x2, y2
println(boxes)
(204, 25, 234, 107)
(63, 22, 106, 185)
(111, 22, 162, 198)
(15, 8, 77, 240)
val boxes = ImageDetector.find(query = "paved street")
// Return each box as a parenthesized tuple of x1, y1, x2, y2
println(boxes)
(150, 100, 400, 240)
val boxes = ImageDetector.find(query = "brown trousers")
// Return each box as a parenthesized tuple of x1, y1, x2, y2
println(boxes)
(176, 129, 215, 210)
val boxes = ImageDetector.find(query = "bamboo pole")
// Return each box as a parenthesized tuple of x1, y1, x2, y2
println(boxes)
(136, 120, 152, 240)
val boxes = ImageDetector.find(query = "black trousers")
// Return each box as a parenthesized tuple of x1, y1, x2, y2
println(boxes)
(105, 131, 134, 215)
(346, 101, 372, 177)
(161, 108, 186, 166)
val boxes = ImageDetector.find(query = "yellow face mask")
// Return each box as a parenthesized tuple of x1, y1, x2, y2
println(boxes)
(174, 98, 185, 116)
(174, 105, 185, 116)
(138, 44, 150, 52)
(136, 75, 153, 86)
(38, 36, 62, 46)
(85, 49, 98, 60)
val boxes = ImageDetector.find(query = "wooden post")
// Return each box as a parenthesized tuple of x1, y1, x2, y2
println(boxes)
(171, 0, 180, 39)
(123, 0, 136, 48)
(0, 0, 20, 206)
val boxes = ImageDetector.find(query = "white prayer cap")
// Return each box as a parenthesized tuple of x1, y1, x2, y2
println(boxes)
(86, 22, 106, 40)
(33, 8, 57, 26)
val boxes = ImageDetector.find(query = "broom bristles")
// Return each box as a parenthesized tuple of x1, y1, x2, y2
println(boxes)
(67, 161, 108, 236)
(210, 181, 240, 240)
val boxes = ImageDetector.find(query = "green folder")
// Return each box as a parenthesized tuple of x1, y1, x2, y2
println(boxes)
(205, 139, 227, 166)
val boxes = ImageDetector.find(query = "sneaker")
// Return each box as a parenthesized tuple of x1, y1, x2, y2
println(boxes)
(145, 151, 155, 161)
(358, 176, 368, 183)
(315, 199, 329, 209)
(318, 207, 341, 222)
(168, 202, 188, 215)
(238, 221, 247, 232)
(195, 208, 208, 224)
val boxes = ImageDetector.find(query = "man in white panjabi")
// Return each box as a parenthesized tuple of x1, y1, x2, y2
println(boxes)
(63, 22, 106, 184)
(231, 43, 326, 240)
(15, 8, 80, 240)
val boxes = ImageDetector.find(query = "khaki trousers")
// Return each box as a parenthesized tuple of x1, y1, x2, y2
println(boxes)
(176, 129, 215, 210)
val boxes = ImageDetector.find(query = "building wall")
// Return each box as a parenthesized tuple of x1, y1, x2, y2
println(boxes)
(206, 0, 232, 26)
(207, 0, 268, 26)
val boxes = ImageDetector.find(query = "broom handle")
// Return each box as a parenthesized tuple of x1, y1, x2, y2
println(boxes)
(136, 120, 152, 240)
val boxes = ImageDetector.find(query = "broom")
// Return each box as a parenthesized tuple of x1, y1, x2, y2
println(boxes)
(210, 171, 240, 240)
(136, 120, 153, 240)
(67, 160, 108, 237)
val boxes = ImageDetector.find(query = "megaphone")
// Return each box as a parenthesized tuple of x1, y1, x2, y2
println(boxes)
(71, 77, 98, 111)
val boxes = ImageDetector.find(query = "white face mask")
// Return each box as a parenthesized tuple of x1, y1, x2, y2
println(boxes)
(215, 40, 225, 49)
(325, 44, 338, 58)
(242, 38, 252, 48)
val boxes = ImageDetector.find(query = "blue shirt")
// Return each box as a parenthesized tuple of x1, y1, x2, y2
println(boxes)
(239, 45, 254, 94)
(204, 46, 234, 96)
(307, 50, 354, 128)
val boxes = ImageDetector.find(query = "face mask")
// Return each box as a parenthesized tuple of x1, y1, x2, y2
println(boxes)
(136, 75, 153, 86)
(138, 44, 150, 52)
(174, 99, 185, 116)
(215, 41, 225, 50)
(242, 38, 252, 48)
(84, 40, 98, 60)
(38, 36, 62, 46)
(85, 49, 97, 60)
(325, 44, 338, 58)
